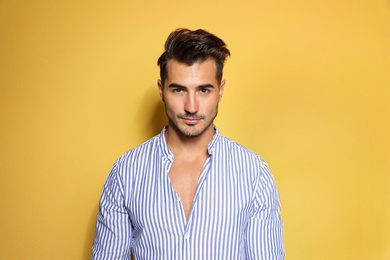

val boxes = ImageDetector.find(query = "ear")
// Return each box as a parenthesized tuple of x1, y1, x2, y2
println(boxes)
(218, 80, 226, 100)
(157, 79, 164, 101)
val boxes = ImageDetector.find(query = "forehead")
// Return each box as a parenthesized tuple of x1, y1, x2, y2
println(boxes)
(165, 58, 218, 84)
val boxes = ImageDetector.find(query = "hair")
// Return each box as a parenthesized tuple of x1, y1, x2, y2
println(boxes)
(157, 28, 231, 85)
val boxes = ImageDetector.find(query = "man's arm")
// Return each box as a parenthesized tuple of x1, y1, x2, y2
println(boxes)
(91, 163, 132, 260)
(245, 160, 284, 259)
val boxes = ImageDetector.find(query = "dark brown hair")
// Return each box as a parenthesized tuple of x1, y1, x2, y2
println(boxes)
(157, 28, 231, 85)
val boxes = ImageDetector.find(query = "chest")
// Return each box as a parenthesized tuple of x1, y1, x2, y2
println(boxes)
(126, 152, 256, 235)
(168, 156, 207, 219)
(129, 163, 252, 258)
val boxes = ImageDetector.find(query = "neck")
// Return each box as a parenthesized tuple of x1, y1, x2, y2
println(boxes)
(164, 126, 215, 158)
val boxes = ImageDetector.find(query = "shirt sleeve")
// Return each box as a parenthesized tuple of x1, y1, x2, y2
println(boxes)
(245, 160, 284, 260)
(91, 162, 132, 260)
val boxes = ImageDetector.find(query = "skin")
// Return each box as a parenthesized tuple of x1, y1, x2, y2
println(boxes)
(158, 58, 225, 143)
(157, 58, 226, 219)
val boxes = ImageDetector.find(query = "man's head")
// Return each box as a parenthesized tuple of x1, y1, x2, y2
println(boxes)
(157, 28, 230, 138)
(157, 28, 230, 86)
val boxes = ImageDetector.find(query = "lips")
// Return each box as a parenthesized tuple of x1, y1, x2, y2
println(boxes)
(182, 118, 200, 125)
(178, 114, 204, 125)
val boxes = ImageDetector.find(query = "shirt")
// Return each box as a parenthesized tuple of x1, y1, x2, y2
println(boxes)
(92, 127, 284, 259)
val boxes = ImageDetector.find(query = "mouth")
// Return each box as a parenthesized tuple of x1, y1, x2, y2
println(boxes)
(178, 114, 204, 125)
(182, 118, 200, 125)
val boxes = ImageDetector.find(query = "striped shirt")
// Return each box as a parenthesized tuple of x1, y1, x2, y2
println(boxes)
(92, 127, 284, 259)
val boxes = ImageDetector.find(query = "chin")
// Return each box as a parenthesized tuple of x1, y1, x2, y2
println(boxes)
(181, 124, 214, 138)
(180, 129, 203, 138)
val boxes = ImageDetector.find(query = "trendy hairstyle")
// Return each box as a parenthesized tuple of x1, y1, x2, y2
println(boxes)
(157, 28, 231, 85)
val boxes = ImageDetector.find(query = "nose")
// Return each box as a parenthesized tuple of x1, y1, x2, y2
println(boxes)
(184, 92, 198, 115)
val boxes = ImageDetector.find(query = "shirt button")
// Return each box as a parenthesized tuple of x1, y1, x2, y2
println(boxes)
(184, 233, 190, 239)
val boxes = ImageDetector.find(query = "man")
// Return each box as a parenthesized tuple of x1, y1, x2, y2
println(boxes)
(92, 28, 284, 259)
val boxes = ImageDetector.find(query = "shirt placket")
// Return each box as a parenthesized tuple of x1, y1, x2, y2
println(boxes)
(162, 153, 189, 259)
(181, 154, 212, 260)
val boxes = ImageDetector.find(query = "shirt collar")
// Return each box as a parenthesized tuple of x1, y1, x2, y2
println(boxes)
(158, 126, 221, 160)
(159, 126, 173, 161)
(207, 126, 220, 156)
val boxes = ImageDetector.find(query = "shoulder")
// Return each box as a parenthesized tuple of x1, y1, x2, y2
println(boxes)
(113, 134, 161, 171)
(216, 134, 262, 161)
(216, 134, 273, 174)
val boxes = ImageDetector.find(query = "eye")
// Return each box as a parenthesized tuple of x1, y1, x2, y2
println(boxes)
(199, 88, 210, 93)
(172, 88, 184, 93)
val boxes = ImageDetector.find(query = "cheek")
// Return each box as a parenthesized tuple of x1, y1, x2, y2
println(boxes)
(164, 98, 179, 114)
(165, 96, 183, 108)
(203, 97, 220, 109)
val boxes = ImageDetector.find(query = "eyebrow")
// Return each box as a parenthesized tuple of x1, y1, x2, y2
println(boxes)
(168, 83, 215, 89)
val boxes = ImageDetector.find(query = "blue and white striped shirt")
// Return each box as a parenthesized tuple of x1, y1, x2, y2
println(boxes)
(92, 127, 284, 259)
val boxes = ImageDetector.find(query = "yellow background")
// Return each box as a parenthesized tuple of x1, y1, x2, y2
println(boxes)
(1, 0, 389, 259)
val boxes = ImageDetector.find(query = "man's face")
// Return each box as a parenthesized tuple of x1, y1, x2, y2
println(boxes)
(158, 58, 225, 138)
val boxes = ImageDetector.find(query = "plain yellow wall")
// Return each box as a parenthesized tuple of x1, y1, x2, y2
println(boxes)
(1, 0, 389, 259)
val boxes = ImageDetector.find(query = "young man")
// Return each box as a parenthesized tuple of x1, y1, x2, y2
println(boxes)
(92, 28, 284, 259)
